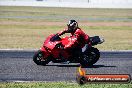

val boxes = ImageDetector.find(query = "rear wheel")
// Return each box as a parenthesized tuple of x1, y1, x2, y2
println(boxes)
(80, 47, 100, 67)
(33, 50, 50, 65)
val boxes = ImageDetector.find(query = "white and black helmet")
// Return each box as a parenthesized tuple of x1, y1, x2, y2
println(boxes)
(67, 20, 78, 32)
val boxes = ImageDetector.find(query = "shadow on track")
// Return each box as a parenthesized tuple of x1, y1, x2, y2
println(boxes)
(46, 64, 80, 67)
(45, 64, 116, 68)
(84, 65, 116, 68)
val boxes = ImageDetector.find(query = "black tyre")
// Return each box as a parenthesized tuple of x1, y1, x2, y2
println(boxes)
(80, 47, 100, 67)
(76, 75, 87, 85)
(33, 50, 50, 65)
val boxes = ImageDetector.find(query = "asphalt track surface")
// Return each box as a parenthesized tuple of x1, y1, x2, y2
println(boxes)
(0, 50, 132, 82)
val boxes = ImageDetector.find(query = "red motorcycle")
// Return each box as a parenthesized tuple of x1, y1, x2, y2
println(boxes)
(33, 34, 104, 67)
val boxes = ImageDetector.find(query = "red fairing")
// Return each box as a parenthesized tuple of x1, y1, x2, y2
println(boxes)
(40, 34, 57, 58)
(40, 46, 50, 58)
(62, 36, 77, 49)
(44, 34, 61, 50)
(42, 35, 73, 59)
(40, 28, 91, 60)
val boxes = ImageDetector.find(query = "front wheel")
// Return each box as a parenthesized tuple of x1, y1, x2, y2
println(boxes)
(80, 47, 100, 67)
(33, 50, 50, 65)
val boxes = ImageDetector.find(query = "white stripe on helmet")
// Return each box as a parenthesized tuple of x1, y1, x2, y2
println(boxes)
(70, 22, 76, 26)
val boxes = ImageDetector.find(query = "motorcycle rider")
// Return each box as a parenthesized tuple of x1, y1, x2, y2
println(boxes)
(57, 20, 91, 61)
(58, 20, 90, 49)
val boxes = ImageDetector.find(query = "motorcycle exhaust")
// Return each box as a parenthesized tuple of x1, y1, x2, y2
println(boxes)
(98, 37, 105, 44)
(90, 36, 105, 46)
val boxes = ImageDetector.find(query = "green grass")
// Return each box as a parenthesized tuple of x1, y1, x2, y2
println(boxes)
(0, 82, 132, 88)
(0, 6, 132, 22)
(0, 6, 131, 17)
